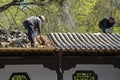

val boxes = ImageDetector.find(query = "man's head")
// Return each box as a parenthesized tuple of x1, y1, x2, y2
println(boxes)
(39, 15, 45, 22)
(109, 17, 115, 23)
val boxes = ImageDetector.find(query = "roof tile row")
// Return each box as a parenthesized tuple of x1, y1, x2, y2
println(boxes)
(49, 33, 120, 53)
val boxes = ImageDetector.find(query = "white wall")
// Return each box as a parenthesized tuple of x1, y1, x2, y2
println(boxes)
(64, 65, 120, 80)
(0, 65, 57, 80)
(0, 64, 120, 80)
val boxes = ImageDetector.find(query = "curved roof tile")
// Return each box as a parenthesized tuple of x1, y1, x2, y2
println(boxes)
(49, 33, 120, 54)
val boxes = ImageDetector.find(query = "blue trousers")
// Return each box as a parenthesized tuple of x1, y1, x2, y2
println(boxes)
(23, 21, 35, 46)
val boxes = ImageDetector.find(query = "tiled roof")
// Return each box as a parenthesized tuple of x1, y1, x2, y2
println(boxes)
(49, 33, 120, 53)
(0, 33, 119, 55)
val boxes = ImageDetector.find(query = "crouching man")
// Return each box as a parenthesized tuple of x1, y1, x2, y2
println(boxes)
(99, 17, 115, 33)
(23, 15, 45, 47)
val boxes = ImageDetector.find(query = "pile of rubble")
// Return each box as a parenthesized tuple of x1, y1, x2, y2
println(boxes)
(0, 29, 54, 48)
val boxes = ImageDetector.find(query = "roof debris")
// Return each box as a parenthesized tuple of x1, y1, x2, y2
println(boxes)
(0, 29, 54, 48)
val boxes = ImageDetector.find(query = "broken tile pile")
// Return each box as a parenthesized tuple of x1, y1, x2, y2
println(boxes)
(0, 29, 54, 48)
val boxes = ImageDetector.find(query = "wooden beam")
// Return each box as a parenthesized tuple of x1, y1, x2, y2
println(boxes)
(0, 48, 119, 56)
(0, 48, 55, 52)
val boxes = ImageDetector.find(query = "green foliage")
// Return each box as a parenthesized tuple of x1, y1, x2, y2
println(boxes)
(11, 75, 28, 80)
(73, 71, 97, 80)
(71, 0, 97, 32)
(0, 0, 120, 33)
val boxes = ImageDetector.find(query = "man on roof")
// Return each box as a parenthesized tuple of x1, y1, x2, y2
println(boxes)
(99, 17, 115, 33)
(23, 15, 45, 47)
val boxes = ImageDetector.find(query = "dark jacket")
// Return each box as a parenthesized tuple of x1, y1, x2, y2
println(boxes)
(99, 18, 115, 30)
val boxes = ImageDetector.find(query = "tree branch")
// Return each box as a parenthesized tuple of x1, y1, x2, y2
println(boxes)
(0, 1, 16, 13)
(0, 0, 65, 13)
